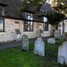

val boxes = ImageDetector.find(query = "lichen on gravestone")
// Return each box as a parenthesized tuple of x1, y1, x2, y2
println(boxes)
(33, 37, 45, 56)
(22, 34, 29, 51)
(58, 42, 67, 65)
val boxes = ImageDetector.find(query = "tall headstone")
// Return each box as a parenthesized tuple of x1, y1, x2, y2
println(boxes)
(33, 37, 45, 56)
(47, 38, 55, 44)
(22, 34, 29, 51)
(58, 42, 67, 65)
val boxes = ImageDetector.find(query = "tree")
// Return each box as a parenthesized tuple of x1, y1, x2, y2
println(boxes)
(51, 0, 67, 16)
(22, 0, 66, 24)
(22, 0, 46, 11)
(47, 12, 65, 24)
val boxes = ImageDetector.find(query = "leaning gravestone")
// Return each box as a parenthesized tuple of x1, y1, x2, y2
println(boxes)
(47, 38, 55, 44)
(33, 37, 45, 56)
(54, 30, 61, 38)
(58, 42, 67, 65)
(22, 34, 29, 51)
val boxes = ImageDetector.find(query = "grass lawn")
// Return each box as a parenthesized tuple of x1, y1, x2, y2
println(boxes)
(0, 39, 66, 67)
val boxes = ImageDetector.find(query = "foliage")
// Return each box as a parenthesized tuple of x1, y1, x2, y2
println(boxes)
(51, 0, 67, 16)
(22, 0, 46, 11)
(22, 0, 66, 24)
(47, 12, 65, 24)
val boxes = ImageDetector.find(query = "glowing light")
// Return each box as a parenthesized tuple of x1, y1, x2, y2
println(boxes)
(43, 17, 47, 22)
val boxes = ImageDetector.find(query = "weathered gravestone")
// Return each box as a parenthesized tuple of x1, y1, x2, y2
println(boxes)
(47, 38, 55, 44)
(22, 34, 29, 51)
(63, 33, 67, 40)
(36, 29, 43, 37)
(58, 42, 67, 65)
(33, 37, 45, 56)
(54, 30, 61, 38)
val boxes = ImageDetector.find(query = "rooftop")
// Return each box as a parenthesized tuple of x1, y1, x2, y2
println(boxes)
(0, 0, 66, 24)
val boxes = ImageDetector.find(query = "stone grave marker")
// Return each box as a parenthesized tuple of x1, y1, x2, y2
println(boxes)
(47, 38, 55, 44)
(22, 34, 29, 51)
(33, 37, 45, 56)
(58, 42, 67, 65)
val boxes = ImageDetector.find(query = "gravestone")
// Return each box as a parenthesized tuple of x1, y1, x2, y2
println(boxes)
(58, 42, 67, 65)
(36, 29, 43, 37)
(63, 32, 67, 40)
(54, 30, 61, 38)
(33, 37, 45, 56)
(22, 34, 29, 51)
(47, 38, 55, 44)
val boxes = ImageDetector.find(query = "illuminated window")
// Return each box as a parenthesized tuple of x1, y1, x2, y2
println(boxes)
(24, 13, 33, 31)
(43, 17, 48, 31)
(0, 17, 4, 32)
(43, 17, 47, 22)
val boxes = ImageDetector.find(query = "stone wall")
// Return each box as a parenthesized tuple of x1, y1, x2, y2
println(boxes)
(0, 18, 51, 42)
